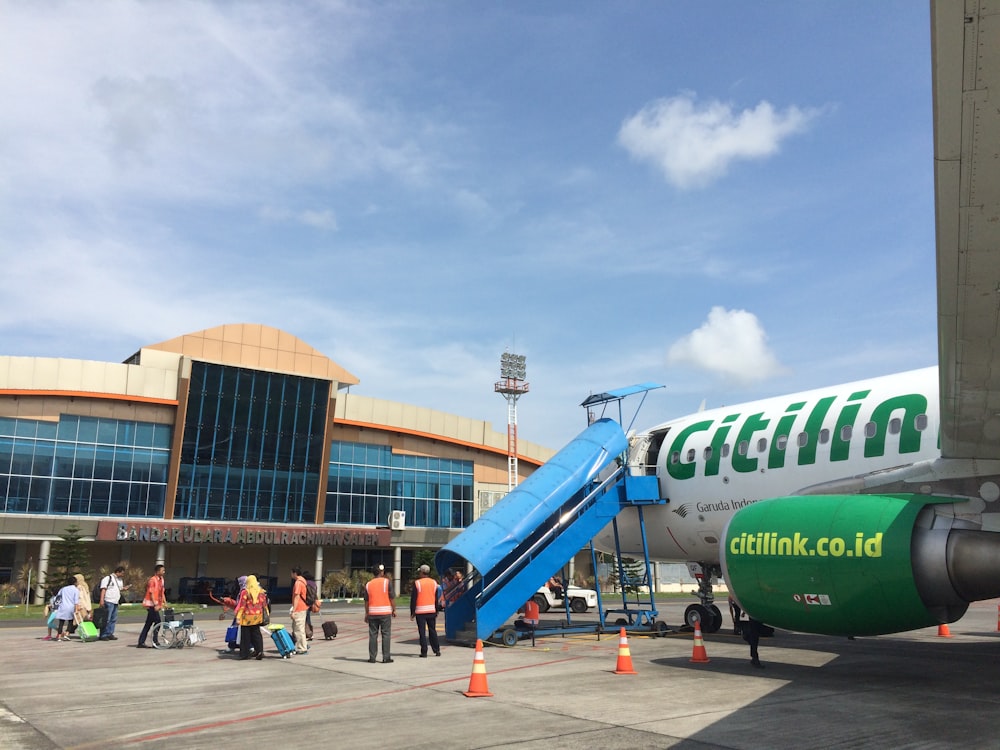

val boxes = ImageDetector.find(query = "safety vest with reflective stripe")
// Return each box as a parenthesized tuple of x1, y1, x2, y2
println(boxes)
(413, 577, 441, 615)
(366, 577, 392, 616)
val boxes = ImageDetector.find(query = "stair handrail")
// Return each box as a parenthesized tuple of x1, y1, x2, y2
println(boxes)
(475, 463, 627, 606)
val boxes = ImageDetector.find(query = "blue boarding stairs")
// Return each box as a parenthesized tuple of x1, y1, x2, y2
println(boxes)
(435, 415, 661, 643)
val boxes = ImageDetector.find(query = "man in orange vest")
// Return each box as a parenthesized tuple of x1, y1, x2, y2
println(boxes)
(409, 565, 442, 658)
(364, 564, 396, 663)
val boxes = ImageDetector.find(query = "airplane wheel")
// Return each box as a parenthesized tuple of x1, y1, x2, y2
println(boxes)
(684, 604, 711, 630)
(501, 628, 518, 647)
(705, 605, 723, 634)
(533, 594, 550, 614)
(570, 598, 588, 613)
(615, 617, 629, 626)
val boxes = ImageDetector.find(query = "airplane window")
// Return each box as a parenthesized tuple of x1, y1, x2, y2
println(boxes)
(796, 432, 808, 447)
(776, 435, 787, 450)
(756, 437, 767, 453)
(819, 428, 830, 444)
(703, 447, 712, 461)
(670, 451, 679, 465)
(721, 443, 730, 458)
(889, 417, 901, 435)
(737, 440, 748, 456)
(841, 425, 852, 441)
(864, 422, 877, 438)
(915, 414, 928, 431)
(686, 448, 696, 463)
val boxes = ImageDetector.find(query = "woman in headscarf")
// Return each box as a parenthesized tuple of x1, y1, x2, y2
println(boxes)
(234, 575, 268, 661)
(73, 573, 92, 631)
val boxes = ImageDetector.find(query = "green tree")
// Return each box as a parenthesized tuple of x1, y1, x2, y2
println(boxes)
(412, 548, 437, 578)
(619, 557, 647, 594)
(45, 524, 91, 598)
(322, 570, 351, 599)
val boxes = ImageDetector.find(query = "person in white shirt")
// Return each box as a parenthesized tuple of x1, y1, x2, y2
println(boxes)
(98, 566, 126, 641)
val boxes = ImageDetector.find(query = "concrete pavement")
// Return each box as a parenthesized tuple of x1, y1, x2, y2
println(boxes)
(2, 598, 1000, 749)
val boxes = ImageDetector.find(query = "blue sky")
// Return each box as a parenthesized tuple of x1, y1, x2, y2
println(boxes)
(0, 2, 936, 450)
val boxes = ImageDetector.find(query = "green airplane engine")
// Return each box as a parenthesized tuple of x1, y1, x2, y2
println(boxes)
(721, 494, 1000, 636)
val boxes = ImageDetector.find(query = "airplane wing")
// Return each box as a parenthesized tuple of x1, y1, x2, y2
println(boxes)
(934, 0, 1000, 459)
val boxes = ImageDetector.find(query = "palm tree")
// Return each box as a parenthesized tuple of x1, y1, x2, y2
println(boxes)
(14, 562, 35, 604)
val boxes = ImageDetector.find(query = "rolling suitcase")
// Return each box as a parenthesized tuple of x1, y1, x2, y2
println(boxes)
(77, 620, 100, 642)
(322, 621, 338, 640)
(269, 625, 295, 658)
(91, 606, 108, 632)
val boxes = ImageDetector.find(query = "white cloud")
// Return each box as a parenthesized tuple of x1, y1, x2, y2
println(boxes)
(618, 92, 819, 189)
(0, 1, 431, 209)
(260, 206, 338, 230)
(667, 306, 786, 383)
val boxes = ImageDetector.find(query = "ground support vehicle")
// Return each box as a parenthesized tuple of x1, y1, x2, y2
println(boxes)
(532, 584, 598, 614)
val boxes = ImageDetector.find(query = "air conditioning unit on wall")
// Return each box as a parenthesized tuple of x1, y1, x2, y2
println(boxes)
(389, 510, 406, 530)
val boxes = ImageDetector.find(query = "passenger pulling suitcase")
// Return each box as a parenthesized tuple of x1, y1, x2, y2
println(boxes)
(270, 625, 296, 658)
(322, 621, 338, 640)
(77, 620, 100, 642)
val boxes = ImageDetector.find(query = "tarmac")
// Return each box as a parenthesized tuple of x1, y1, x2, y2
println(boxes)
(2, 597, 1000, 749)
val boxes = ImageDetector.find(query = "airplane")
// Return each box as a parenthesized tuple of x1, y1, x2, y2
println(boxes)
(592, 0, 1000, 638)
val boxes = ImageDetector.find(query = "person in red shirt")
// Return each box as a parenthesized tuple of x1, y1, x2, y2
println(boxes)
(289, 567, 309, 654)
(234, 575, 268, 661)
(137, 564, 166, 648)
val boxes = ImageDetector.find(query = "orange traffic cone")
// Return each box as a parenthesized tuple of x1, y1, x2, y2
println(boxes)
(690, 619, 710, 663)
(937, 623, 953, 638)
(613, 627, 637, 675)
(463, 639, 494, 697)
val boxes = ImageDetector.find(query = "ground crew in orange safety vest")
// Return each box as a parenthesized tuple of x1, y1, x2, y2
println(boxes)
(409, 565, 442, 657)
(364, 564, 396, 663)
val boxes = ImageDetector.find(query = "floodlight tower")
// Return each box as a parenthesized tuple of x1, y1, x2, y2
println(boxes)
(494, 352, 529, 491)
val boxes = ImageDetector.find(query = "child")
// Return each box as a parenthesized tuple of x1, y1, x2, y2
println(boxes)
(43, 601, 57, 641)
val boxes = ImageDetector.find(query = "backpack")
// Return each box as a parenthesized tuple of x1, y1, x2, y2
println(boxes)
(50, 591, 63, 610)
(304, 582, 317, 608)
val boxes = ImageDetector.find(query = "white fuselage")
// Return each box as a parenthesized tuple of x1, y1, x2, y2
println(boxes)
(594, 367, 942, 563)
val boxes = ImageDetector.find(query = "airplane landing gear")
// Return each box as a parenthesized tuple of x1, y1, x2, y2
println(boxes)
(685, 563, 723, 633)
(684, 603, 723, 633)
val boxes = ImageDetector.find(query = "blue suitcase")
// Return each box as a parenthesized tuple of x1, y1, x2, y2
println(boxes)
(270, 626, 295, 658)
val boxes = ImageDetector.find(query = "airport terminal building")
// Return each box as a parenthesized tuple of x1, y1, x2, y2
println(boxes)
(0, 324, 555, 600)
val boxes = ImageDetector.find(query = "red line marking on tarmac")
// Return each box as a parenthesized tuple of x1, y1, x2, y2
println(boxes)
(124, 655, 584, 744)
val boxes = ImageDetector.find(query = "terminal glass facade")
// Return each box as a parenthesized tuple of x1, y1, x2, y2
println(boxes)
(174, 362, 329, 523)
(325, 441, 474, 528)
(0, 415, 171, 516)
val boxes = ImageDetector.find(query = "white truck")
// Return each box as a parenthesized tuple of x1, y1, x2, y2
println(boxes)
(532, 584, 598, 613)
